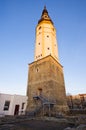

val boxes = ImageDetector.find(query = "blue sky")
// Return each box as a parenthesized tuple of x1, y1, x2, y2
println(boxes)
(0, 0, 86, 95)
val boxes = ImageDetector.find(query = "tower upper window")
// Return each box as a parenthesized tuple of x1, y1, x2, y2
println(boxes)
(37, 68, 39, 72)
(39, 26, 41, 30)
(53, 28, 54, 31)
(47, 35, 49, 38)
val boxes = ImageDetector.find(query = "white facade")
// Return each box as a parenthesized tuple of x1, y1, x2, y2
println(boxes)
(0, 93, 28, 116)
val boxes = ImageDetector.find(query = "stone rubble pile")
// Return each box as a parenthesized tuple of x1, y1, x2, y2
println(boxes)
(64, 124, 86, 130)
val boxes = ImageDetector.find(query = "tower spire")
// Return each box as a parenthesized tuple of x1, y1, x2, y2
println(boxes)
(41, 5, 48, 17)
(38, 6, 53, 24)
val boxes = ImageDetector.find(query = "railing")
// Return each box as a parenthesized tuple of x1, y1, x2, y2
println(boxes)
(26, 105, 43, 117)
(33, 95, 56, 104)
(32, 95, 56, 116)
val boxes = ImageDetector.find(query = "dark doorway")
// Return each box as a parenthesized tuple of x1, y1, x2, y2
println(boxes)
(38, 88, 42, 96)
(14, 105, 20, 115)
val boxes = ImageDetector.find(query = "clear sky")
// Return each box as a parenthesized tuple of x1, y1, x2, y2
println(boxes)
(0, 0, 86, 96)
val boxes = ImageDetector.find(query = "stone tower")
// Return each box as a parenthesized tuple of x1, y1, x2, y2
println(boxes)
(26, 6, 68, 116)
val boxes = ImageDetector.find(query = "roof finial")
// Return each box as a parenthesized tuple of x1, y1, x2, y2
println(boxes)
(44, 5, 46, 10)
(38, 6, 53, 25)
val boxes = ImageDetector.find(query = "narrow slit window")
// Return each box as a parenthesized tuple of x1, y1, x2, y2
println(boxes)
(37, 68, 39, 72)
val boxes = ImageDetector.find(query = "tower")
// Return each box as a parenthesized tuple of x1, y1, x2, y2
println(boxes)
(34, 6, 59, 62)
(26, 6, 68, 116)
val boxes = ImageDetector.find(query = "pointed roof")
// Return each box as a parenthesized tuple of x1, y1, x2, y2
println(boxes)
(38, 6, 53, 24)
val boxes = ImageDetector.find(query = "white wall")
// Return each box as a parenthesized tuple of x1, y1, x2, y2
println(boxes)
(0, 93, 28, 116)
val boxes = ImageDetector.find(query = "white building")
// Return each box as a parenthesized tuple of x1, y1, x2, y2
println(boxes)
(0, 93, 28, 116)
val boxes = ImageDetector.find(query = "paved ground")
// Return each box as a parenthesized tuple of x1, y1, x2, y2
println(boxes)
(0, 119, 74, 130)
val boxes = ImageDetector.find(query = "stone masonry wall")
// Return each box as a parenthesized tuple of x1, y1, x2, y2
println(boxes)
(26, 55, 68, 115)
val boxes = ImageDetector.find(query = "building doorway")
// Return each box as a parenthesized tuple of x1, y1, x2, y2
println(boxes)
(38, 88, 42, 96)
(14, 105, 20, 115)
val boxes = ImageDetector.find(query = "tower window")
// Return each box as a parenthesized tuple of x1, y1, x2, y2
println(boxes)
(38, 43, 40, 45)
(47, 47, 50, 50)
(37, 68, 39, 72)
(39, 26, 41, 30)
(53, 28, 54, 31)
(47, 35, 49, 38)
(38, 88, 42, 96)
(44, 15, 48, 18)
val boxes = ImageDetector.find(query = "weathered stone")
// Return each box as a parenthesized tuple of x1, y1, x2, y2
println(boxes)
(26, 56, 68, 116)
(76, 124, 86, 130)
(64, 124, 86, 130)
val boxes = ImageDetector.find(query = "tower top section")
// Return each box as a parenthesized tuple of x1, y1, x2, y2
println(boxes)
(38, 6, 53, 25)
(34, 6, 59, 62)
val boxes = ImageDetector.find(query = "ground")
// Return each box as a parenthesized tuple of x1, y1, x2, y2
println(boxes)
(0, 115, 86, 130)
(0, 119, 74, 130)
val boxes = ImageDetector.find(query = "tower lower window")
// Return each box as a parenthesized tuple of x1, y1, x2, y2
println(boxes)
(37, 68, 39, 72)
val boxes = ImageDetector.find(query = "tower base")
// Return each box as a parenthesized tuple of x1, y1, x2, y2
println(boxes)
(26, 55, 69, 116)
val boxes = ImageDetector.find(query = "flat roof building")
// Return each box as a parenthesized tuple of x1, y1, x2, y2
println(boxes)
(0, 93, 28, 116)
